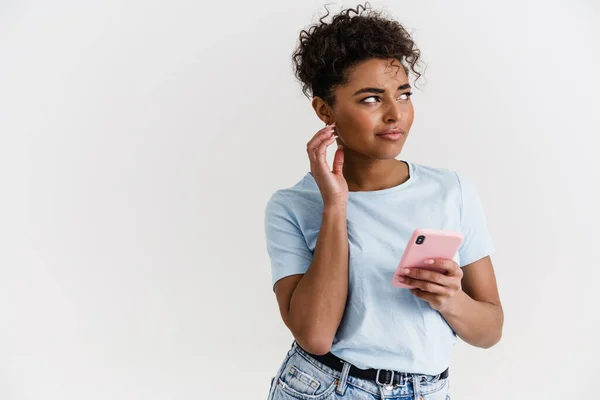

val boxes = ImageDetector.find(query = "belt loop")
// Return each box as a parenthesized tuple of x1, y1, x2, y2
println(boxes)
(412, 374, 421, 400)
(336, 361, 351, 395)
(397, 372, 409, 388)
(377, 384, 387, 399)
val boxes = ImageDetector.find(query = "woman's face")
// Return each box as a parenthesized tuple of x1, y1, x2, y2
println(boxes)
(317, 58, 415, 160)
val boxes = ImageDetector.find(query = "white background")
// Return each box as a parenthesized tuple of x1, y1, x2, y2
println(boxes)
(1, 0, 599, 399)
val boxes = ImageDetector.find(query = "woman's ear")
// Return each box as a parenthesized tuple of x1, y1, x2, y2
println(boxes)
(312, 96, 334, 125)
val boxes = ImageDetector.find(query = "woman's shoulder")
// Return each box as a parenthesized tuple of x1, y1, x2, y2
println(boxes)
(408, 160, 461, 186)
(265, 172, 320, 215)
(269, 172, 318, 198)
(409, 161, 482, 203)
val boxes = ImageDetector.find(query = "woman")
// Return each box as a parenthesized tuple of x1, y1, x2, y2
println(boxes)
(264, 3, 503, 399)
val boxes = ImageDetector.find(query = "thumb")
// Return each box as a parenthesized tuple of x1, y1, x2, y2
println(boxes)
(332, 144, 344, 175)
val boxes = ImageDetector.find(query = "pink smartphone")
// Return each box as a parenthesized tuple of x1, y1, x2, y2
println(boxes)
(392, 228, 464, 289)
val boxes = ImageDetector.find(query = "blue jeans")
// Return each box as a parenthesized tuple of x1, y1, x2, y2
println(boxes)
(267, 341, 451, 400)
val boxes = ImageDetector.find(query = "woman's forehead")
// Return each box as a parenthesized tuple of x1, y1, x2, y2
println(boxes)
(343, 60, 409, 91)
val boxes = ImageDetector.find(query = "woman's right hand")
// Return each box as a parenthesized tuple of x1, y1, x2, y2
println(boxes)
(306, 123, 348, 207)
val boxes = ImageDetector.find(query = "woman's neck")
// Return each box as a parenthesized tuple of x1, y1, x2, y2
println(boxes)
(342, 157, 409, 192)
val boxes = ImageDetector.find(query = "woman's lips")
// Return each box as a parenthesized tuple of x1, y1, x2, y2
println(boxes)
(376, 128, 405, 140)
(376, 129, 404, 140)
(376, 132, 403, 140)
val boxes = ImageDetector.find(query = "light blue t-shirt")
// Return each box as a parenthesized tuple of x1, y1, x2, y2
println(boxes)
(264, 160, 495, 375)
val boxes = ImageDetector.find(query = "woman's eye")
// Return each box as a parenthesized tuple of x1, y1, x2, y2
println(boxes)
(399, 92, 413, 100)
(362, 92, 413, 104)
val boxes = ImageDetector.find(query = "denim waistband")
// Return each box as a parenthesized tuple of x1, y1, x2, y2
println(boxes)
(289, 341, 448, 398)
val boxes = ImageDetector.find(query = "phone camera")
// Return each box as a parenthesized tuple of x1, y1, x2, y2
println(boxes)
(416, 235, 425, 245)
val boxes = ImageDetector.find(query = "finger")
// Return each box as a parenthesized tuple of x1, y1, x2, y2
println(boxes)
(423, 258, 462, 277)
(332, 144, 344, 175)
(309, 123, 336, 144)
(313, 134, 337, 167)
(316, 123, 336, 137)
(307, 125, 334, 147)
(400, 267, 453, 286)
(306, 126, 335, 157)
(307, 134, 334, 166)
(307, 127, 334, 153)
(410, 287, 430, 298)
(396, 275, 449, 295)
(410, 288, 438, 304)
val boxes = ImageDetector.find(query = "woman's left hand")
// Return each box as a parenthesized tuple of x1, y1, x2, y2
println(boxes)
(397, 258, 463, 313)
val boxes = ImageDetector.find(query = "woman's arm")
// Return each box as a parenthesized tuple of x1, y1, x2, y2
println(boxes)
(274, 204, 349, 355)
(439, 256, 504, 348)
(398, 255, 503, 348)
(271, 124, 349, 356)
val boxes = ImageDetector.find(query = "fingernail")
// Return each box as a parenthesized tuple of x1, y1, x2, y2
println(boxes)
(424, 259, 435, 265)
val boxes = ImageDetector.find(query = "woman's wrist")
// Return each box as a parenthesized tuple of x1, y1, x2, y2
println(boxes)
(322, 202, 347, 216)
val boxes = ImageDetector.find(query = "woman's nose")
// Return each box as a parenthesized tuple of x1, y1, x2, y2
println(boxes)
(384, 101, 404, 122)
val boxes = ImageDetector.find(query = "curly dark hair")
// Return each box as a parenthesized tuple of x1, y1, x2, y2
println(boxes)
(291, 2, 425, 107)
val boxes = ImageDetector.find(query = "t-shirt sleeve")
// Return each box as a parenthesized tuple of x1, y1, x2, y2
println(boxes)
(456, 172, 496, 267)
(264, 192, 313, 291)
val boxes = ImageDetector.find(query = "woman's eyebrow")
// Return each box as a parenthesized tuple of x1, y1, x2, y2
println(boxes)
(353, 83, 412, 96)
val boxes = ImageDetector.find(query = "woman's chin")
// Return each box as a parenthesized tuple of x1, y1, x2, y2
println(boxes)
(374, 146, 405, 160)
